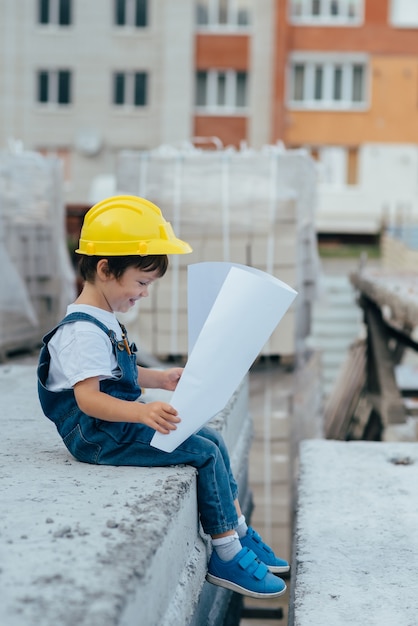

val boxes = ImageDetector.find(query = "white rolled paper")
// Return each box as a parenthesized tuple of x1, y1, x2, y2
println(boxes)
(151, 262, 297, 452)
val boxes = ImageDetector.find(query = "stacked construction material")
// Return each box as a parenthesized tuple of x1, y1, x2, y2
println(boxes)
(0, 149, 75, 359)
(117, 144, 319, 360)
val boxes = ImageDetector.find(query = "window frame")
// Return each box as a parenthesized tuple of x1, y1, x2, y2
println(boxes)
(114, 0, 148, 28)
(196, 0, 251, 30)
(112, 71, 148, 108)
(195, 69, 248, 113)
(38, 0, 72, 27)
(288, 0, 364, 26)
(288, 54, 368, 110)
(36, 69, 72, 106)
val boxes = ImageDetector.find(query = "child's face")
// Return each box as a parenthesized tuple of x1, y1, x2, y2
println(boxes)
(103, 266, 160, 313)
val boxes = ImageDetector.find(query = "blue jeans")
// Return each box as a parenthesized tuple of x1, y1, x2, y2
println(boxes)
(38, 312, 239, 536)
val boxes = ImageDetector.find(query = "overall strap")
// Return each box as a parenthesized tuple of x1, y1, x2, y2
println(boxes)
(41, 312, 116, 345)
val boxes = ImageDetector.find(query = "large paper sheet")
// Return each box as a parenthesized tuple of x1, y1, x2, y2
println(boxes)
(150, 262, 297, 452)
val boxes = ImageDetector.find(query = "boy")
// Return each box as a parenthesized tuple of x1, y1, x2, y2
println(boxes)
(38, 195, 289, 598)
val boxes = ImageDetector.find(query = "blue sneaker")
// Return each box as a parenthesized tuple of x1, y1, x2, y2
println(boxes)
(206, 547, 286, 598)
(240, 527, 290, 574)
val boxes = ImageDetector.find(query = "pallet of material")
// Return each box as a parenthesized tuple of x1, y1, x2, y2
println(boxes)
(0, 150, 76, 358)
(116, 145, 319, 360)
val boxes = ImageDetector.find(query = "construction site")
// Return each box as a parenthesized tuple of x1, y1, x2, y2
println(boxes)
(3, 0, 418, 623)
(2, 142, 418, 624)
(0, 143, 319, 617)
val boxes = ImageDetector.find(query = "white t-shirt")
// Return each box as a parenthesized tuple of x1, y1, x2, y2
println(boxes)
(46, 304, 125, 392)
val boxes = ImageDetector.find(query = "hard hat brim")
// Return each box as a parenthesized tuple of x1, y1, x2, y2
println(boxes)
(76, 238, 192, 256)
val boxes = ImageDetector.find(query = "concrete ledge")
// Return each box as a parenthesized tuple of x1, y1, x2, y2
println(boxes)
(290, 439, 418, 626)
(1, 364, 252, 626)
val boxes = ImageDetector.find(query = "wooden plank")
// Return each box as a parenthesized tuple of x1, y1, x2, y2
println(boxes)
(347, 393, 373, 440)
(324, 339, 366, 440)
(364, 300, 405, 426)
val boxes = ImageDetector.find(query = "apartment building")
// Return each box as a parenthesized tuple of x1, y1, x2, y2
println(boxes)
(0, 0, 274, 204)
(194, 0, 274, 148)
(275, 0, 418, 232)
(1, 0, 196, 204)
(2, 0, 417, 230)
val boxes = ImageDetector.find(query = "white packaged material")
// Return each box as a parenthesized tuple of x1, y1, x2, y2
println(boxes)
(117, 144, 319, 359)
(0, 149, 76, 356)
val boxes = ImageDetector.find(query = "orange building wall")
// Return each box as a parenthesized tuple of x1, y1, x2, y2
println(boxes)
(195, 34, 249, 70)
(273, 0, 418, 145)
(365, 0, 388, 24)
(194, 116, 247, 148)
(272, 0, 289, 141)
(284, 56, 418, 146)
(289, 25, 418, 55)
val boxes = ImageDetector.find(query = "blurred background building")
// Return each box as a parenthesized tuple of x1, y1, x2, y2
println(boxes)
(0, 0, 274, 204)
(1, 0, 418, 234)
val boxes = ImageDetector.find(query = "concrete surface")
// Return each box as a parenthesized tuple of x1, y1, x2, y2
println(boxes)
(0, 362, 253, 626)
(351, 266, 418, 328)
(290, 439, 418, 626)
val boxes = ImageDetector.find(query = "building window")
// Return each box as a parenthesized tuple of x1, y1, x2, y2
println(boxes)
(114, 0, 147, 27)
(390, 0, 418, 27)
(196, 0, 250, 28)
(38, 0, 72, 26)
(333, 66, 342, 100)
(195, 70, 248, 111)
(37, 70, 72, 105)
(113, 72, 148, 106)
(314, 66, 323, 100)
(289, 0, 363, 24)
(289, 56, 367, 109)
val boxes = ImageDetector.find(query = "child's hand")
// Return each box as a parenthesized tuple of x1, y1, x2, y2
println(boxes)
(139, 401, 181, 434)
(161, 367, 183, 391)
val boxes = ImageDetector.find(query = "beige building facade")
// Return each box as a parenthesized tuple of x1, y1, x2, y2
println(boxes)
(0, 0, 274, 204)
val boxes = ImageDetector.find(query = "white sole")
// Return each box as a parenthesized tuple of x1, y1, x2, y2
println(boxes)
(206, 573, 287, 598)
(268, 565, 290, 574)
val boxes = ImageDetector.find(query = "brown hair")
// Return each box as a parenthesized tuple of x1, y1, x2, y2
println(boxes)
(78, 254, 169, 282)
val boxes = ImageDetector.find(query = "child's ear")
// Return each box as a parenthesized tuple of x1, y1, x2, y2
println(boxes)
(97, 258, 111, 279)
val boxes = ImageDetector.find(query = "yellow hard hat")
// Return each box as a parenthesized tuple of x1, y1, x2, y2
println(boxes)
(76, 195, 192, 256)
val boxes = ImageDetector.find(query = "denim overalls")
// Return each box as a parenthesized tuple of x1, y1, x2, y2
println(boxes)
(37, 311, 239, 535)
